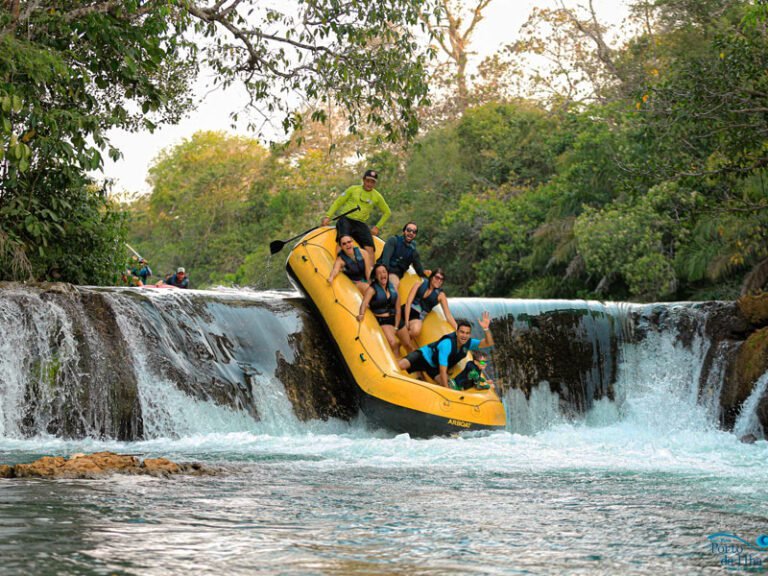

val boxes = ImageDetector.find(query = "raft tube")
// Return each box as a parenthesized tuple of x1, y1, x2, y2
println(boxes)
(286, 227, 507, 437)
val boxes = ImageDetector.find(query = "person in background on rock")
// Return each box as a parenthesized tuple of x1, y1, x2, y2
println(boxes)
(378, 221, 428, 289)
(122, 256, 143, 286)
(397, 267, 456, 353)
(449, 349, 493, 391)
(136, 258, 153, 285)
(358, 263, 402, 358)
(162, 267, 189, 289)
(321, 169, 391, 265)
(327, 235, 371, 295)
(121, 270, 142, 287)
(398, 312, 494, 388)
(130, 257, 152, 286)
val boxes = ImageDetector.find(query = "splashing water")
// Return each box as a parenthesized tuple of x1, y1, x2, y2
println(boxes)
(0, 287, 766, 576)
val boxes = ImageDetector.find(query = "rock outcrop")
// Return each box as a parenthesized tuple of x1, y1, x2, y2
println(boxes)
(0, 451, 216, 479)
(491, 308, 619, 415)
(720, 294, 768, 430)
(737, 292, 768, 327)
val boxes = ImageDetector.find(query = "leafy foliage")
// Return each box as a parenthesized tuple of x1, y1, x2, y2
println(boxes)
(129, 131, 360, 287)
(0, 1, 194, 281)
(6, 0, 766, 301)
(0, 0, 440, 284)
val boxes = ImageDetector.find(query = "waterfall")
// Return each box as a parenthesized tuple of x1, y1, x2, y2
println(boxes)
(0, 289, 79, 437)
(100, 288, 312, 437)
(0, 285, 349, 440)
(733, 373, 768, 440)
(0, 284, 764, 440)
(610, 323, 714, 434)
(457, 301, 734, 437)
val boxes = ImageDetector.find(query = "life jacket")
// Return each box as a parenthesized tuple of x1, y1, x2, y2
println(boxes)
(340, 247, 366, 282)
(413, 278, 442, 314)
(452, 361, 486, 390)
(428, 332, 472, 368)
(388, 235, 416, 275)
(370, 282, 397, 316)
(166, 273, 188, 288)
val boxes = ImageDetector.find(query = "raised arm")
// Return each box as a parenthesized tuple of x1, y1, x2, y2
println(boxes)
(478, 311, 494, 348)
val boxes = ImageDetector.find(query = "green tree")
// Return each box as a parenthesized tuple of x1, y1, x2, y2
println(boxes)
(1, 0, 439, 283)
(130, 131, 269, 285)
(573, 182, 696, 300)
(456, 102, 562, 188)
(0, 1, 194, 281)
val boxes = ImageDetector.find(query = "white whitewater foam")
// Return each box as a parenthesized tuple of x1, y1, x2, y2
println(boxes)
(733, 372, 768, 440)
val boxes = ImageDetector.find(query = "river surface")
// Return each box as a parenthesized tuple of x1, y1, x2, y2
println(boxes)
(1, 288, 767, 575)
(1, 409, 766, 575)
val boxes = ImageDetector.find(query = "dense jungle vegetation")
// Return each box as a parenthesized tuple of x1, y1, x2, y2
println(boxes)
(3, 1, 768, 302)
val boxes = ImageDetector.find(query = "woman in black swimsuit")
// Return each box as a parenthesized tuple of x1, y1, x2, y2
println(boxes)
(357, 263, 402, 358)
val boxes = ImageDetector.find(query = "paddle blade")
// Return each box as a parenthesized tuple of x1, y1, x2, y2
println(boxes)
(269, 240, 285, 255)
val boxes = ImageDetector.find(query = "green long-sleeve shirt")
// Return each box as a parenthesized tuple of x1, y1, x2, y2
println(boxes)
(325, 184, 391, 229)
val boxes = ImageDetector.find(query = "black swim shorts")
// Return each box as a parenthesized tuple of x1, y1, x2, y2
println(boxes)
(336, 216, 374, 249)
(376, 315, 396, 327)
(403, 350, 440, 379)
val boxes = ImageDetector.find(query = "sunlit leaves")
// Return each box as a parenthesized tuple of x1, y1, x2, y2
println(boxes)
(574, 198, 678, 300)
(192, 0, 437, 143)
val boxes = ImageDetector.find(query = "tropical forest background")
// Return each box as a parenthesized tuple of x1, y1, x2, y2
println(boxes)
(2, 0, 768, 302)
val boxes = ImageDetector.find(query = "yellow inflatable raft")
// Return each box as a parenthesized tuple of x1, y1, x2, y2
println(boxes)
(286, 226, 507, 437)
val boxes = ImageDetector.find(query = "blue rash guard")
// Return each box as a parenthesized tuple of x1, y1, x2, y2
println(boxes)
(419, 334, 482, 369)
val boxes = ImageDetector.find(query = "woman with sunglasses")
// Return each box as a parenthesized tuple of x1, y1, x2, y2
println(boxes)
(397, 267, 457, 353)
(358, 263, 402, 358)
(327, 235, 371, 295)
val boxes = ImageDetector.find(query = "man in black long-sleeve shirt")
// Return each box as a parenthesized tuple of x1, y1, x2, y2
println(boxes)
(377, 221, 428, 289)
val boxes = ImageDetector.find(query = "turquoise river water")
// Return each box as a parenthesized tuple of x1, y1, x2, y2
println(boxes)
(0, 295, 767, 575)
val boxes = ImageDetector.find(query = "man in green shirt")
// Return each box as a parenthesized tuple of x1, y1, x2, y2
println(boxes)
(321, 169, 392, 265)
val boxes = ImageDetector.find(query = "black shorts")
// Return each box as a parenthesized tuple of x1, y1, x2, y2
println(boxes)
(336, 216, 374, 249)
(397, 305, 420, 329)
(376, 315, 396, 327)
(403, 350, 440, 379)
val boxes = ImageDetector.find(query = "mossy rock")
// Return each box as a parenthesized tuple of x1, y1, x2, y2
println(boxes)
(737, 292, 768, 327)
(722, 327, 768, 427)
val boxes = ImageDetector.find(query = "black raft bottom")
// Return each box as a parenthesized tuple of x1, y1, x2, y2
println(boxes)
(360, 392, 504, 438)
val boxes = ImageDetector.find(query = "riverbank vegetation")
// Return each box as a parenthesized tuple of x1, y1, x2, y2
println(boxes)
(3, 1, 767, 301)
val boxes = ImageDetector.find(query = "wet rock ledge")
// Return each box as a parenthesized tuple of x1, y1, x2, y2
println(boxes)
(0, 451, 217, 479)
